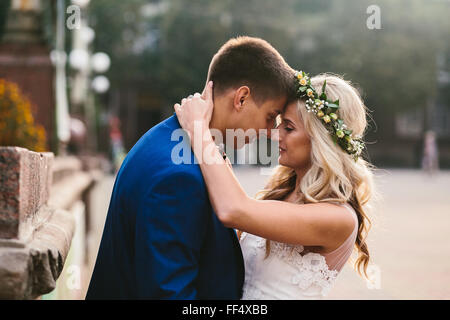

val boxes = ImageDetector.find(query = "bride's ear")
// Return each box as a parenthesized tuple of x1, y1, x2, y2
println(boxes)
(233, 86, 250, 112)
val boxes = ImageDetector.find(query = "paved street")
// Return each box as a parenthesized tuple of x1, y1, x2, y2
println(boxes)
(85, 167, 450, 299)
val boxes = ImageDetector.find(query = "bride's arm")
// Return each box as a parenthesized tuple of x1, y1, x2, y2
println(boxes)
(175, 83, 354, 247)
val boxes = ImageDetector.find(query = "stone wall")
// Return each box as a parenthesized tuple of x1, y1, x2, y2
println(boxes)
(0, 147, 99, 299)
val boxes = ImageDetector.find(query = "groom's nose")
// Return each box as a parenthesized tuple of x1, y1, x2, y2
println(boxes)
(267, 128, 280, 141)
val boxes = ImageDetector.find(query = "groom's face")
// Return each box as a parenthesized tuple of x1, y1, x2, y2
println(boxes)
(232, 95, 287, 147)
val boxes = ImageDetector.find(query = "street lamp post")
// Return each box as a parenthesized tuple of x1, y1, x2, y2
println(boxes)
(68, 0, 110, 153)
(51, 0, 71, 155)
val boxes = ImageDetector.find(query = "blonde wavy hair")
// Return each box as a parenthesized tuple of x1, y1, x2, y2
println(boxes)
(251, 73, 377, 279)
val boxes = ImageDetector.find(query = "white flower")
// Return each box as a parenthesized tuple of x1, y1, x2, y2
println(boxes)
(300, 253, 320, 270)
(310, 254, 326, 272)
(293, 272, 314, 290)
(312, 271, 324, 282)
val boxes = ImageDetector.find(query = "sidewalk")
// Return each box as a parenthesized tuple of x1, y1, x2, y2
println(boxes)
(82, 175, 115, 299)
(233, 166, 450, 299)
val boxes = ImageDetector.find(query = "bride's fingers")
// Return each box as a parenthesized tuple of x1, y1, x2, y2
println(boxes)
(193, 92, 201, 98)
(201, 81, 213, 103)
(201, 81, 213, 100)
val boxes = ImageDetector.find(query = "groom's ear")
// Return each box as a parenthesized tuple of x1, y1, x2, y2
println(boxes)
(233, 86, 251, 112)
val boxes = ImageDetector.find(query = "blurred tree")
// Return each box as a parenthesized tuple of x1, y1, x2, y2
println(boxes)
(87, 0, 450, 165)
(0, 1, 11, 40)
(88, 0, 450, 111)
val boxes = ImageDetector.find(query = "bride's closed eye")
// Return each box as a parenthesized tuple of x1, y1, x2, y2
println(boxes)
(278, 121, 293, 132)
(281, 118, 295, 132)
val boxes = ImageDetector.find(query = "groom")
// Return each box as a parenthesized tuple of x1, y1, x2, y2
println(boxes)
(86, 36, 296, 299)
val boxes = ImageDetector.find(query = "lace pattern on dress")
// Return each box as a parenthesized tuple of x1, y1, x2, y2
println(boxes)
(241, 232, 339, 297)
(270, 240, 338, 296)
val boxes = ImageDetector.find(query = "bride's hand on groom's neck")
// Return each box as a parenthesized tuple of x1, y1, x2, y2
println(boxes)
(201, 80, 213, 100)
(174, 81, 214, 135)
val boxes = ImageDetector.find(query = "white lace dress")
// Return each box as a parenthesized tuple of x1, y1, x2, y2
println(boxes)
(239, 203, 358, 300)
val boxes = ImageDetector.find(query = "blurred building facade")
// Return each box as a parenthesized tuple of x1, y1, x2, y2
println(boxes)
(0, 1, 56, 151)
(0, 1, 106, 299)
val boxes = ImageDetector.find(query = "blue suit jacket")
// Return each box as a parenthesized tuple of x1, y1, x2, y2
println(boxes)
(86, 115, 245, 299)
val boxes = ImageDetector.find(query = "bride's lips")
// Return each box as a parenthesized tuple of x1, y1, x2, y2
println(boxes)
(279, 147, 286, 153)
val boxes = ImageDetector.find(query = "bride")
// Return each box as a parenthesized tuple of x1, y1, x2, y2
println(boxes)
(174, 72, 376, 299)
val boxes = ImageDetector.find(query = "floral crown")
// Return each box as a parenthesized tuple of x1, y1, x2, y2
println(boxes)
(294, 70, 365, 161)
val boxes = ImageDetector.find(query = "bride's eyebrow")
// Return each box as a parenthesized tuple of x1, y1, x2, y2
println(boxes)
(282, 118, 295, 127)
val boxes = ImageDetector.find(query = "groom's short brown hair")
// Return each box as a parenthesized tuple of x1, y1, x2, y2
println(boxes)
(207, 36, 296, 104)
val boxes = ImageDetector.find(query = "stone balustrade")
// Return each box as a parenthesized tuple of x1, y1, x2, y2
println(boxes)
(0, 147, 100, 299)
